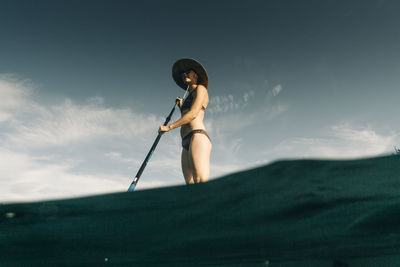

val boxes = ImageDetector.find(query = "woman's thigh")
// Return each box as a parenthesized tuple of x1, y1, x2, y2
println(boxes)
(181, 148, 194, 184)
(189, 133, 212, 182)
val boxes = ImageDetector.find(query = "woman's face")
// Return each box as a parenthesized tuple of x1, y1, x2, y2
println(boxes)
(182, 69, 197, 85)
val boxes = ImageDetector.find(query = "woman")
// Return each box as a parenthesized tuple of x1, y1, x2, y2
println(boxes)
(159, 58, 212, 184)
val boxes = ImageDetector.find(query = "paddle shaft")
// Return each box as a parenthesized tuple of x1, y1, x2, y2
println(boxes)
(127, 101, 178, 192)
(127, 86, 189, 192)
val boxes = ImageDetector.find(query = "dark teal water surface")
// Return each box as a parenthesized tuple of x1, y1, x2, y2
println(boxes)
(1, 155, 400, 266)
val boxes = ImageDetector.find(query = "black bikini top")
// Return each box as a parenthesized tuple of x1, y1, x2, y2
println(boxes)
(180, 89, 206, 112)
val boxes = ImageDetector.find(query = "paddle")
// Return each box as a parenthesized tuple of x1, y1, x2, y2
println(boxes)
(127, 85, 190, 192)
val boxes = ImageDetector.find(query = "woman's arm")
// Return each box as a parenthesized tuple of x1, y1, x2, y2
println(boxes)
(168, 85, 207, 130)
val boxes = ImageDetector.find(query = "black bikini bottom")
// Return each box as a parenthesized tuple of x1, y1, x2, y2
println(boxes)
(181, 129, 211, 151)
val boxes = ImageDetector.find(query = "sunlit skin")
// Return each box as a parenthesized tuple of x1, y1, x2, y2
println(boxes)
(159, 70, 212, 184)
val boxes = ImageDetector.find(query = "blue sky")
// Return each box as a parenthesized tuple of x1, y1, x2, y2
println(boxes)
(1, 0, 400, 202)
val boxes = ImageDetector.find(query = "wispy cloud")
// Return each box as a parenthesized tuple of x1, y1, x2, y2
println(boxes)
(0, 74, 32, 122)
(207, 83, 282, 115)
(272, 84, 282, 96)
(5, 97, 160, 148)
(207, 90, 255, 114)
(271, 124, 397, 159)
(204, 82, 287, 177)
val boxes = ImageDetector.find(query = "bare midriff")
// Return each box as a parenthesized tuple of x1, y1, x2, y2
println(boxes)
(180, 109, 207, 139)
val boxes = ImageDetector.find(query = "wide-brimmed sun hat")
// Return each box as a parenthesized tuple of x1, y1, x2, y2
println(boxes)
(172, 58, 209, 90)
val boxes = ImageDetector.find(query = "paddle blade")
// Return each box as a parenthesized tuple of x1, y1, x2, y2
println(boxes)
(127, 183, 136, 192)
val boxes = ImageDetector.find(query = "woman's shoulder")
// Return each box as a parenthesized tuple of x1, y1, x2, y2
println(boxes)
(197, 84, 207, 91)
(195, 84, 208, 96)
(195, 84, 208, 105)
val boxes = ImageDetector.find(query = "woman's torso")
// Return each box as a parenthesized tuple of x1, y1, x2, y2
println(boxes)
(180, 88, 209, 138)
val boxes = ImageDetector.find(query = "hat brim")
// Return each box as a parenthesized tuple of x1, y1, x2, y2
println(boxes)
(172, 58, 209, 90)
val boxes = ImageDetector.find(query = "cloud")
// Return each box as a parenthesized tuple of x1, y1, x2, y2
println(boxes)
(0, 75, 181, 202)
(272, 125, 397, 159)
(207, 90, 255, 114)
(206, 102, 287, 140)
(0, 74, 32, 122)
(0, 148, 126, 203)
(203, 84, 288, 177)
(210, 162, 245, 178)
(272, 84, 282, 96)
(265, 104, 287, 120)
(6, 98, 160, 148)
